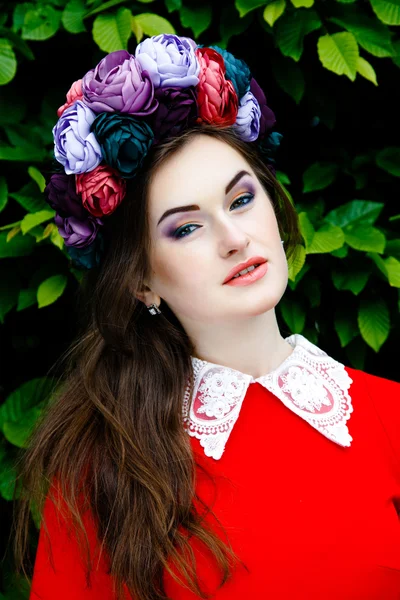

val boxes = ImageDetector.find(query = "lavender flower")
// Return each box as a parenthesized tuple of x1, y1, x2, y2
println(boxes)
(53, 100, 102, 174)
(135, 33, 200, 88)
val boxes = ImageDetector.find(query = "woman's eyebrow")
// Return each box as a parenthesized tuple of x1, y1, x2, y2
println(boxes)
(156, 169, 251, 227)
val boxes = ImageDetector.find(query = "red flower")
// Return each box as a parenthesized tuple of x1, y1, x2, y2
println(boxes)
(76, 165, 126, 218)
(195, 47, 238, 126)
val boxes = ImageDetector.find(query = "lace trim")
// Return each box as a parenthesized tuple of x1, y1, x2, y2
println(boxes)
(182, 334, 354, 460)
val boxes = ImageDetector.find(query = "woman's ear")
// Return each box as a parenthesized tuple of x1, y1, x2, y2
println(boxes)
(134, 283, 160, 308)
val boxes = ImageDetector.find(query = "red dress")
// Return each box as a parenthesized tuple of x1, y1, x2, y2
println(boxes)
(29, 334, 400, 599)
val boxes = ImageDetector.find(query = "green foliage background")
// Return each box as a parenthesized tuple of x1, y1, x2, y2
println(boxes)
(1, 0, 400, 596)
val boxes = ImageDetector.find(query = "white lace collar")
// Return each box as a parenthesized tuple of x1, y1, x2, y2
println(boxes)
(182, 334, 354, 460)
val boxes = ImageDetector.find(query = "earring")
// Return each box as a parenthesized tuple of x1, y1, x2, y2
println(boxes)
(281, 240, 284, 245)
(147, 303, 161, 315)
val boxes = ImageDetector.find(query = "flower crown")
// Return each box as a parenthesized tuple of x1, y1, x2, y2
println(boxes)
(45, 34, 282, 270)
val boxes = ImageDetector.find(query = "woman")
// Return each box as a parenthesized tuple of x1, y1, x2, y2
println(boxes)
(13, 35, 400, 600)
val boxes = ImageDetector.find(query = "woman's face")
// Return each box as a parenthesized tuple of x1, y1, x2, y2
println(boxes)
(144, 134, 288, 326)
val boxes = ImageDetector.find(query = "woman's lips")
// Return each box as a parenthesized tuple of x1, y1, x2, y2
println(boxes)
(224, 262, 268, 286)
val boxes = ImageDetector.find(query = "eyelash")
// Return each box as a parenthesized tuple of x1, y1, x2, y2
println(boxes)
(172, 193, 255, 239)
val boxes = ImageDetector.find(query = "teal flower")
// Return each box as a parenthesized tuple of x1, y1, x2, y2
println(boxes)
(92, 113, 154, 178)
(66, 231, 105, 269)
(209, 45, 251, 99)
(258, 132, 283, 176)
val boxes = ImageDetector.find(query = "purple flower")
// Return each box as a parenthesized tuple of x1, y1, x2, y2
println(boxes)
(135, 34, 200, 88)
(151, 86, 198, 144)
(82, 50, 158, 116)
(53, 100, 102, 175)
(55, 212, 103, 248)
(249, 78, 276, 139)
(44, 173, 87, 220)
(233, 91, 261, 142)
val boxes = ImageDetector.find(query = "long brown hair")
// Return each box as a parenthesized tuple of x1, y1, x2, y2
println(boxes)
(12, 124, 302, 600)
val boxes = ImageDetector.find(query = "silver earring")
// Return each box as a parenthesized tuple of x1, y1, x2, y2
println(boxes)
(281, 240, 284, 245)
(147, 303, 161, 315)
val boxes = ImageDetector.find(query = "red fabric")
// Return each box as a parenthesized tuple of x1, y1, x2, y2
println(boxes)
(29, 367, 400, 599)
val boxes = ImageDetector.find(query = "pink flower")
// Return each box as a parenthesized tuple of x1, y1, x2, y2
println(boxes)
(57, 79, 83, 117)
(75, 165, 127, 218)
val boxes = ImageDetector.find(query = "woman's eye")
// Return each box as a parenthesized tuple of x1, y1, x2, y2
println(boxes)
(173, 193, 255, 240)
(230, 192, 254, 211)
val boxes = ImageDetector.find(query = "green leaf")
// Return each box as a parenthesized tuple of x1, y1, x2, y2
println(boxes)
(20, 210, 55, 234)
(0, 176, 7, 212)
(287, 263, 310, 290)
(84, 0, 128, 18)
(0, 231, 35, 257)
(50, 226, 64, 250)
(9, 182, 49, 212)
(272, 52, 305, 103)
(332, 266, 370, 295)
(92, 7, 132, 52)
(62, 0, 86, 33)
(0, 377, 55, 431)
(37, 274, 68, 308)
(4, 123, 42, 148)
(21, 5, 62, 40)
(324, 199, 384, 228)
(131, 15, 144, 43)
(287, 244, 306, 281)
(133, 12, 176, 37)
(276, 9, 321, 61)
(220, 4, 253, 46)
(3, 405, 45, 448)
(329, 11, 394, 58)
(0, 26, 35, 61)
(0, 143, 45, 162)
(13, 3, 34, 33)
(279, 295, 306, 333)
(235, 0, 268, 17)
(376, 147, 400, 176)
(276, 170, 291, 185)
(334, 311, 359, 348)
(0, 220, 21, 232)
(17, 287, 37, 311)
(370, 0, 400, 25)
(302, 162, 338, 193)
(331, 245, 349, 258)
(306, 222, 345, 254)
(179, 4, 212, 38)
(165, 0, 182, 11)
(383, 256, 400, 287)
(358, 295, 390, 352)
(369, 253, 400, 287)
(27, 224, 46, 242)
(385, 239, 400, 260)
(392, 39, 400, 67)
(356, 56, 378, 85)
(298, 212, 315, 247)
(28, 166, 46, 192)
(291, 0, 314, 6)
(0, 447, 17, 501)
(0, 39, 17, 85)
(263, 0, 286, 27)
(344, 224, 386, 253)
(317, 32, 359, 80)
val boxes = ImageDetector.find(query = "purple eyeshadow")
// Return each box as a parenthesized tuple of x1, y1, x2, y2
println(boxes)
(161, 177, 257, 239)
